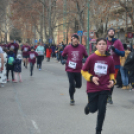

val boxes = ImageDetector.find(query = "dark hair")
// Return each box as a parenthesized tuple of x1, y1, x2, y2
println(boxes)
(123, 44, 127, 50)
(96, 38, 107, 45)
(71, 34, 79, 40)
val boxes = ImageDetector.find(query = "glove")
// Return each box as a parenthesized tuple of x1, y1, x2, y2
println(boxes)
(82, 58, 87, 63)
(110, 46, 115, 51)
(61, 59, 67, 65)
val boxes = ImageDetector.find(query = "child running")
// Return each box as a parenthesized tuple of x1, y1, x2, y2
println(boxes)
(81, 38, 115, 134)
(13, 54, 22, 83)
(28, 47, 38, 76)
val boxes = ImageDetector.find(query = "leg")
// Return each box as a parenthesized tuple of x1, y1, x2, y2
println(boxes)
(19, 73, 22, 82)
(26, 58, 29, 68)
(96, 90, 109, 133)
(14, 72, 18, 82)
(86, 92, 98, 114)
(11, 69, 14, 80)
(6, 70, 9, 80)
(74, 72, 82, 88)
(67, 72, 75, 101)
(120, 66, 127, 89)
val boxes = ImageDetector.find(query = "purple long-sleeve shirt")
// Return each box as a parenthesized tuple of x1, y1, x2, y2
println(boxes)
(62, 44, 88, 72)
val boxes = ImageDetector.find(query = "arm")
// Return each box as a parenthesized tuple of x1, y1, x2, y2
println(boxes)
(0, 53, 4, 71)
(114, 48, 125, 57)
(81, 56, 93, 82)
(62, 46, 68, 57)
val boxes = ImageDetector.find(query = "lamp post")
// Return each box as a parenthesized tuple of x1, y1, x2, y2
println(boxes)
(87, 0, 90, 55)
(118, 26, 120, 39)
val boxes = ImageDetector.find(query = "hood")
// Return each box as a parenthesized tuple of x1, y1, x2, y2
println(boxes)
(95, 50, 110, 57)
(106, 37, 117, 43)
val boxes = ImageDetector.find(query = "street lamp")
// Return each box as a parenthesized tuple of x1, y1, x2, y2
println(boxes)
(87, 0, 90, 55)
(118, 26, 120, 39)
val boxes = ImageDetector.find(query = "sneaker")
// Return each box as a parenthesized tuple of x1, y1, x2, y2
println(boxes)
(126, 85, 131, 90)
(39, 69, 41, 71)
(7, 79, 10, 82)
(107, 96, 113, 104)
(19, 80, 22, 82)
(70, 99, 75, 105)
(121, 86, 127, 90)
(12, 79, 16, 82)
(84, 104, 90, 115)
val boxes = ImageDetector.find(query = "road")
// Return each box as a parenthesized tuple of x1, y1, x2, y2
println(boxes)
(0, 58, 134, 134)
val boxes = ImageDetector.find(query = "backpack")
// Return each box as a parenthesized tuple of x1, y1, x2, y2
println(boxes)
(124, 51, 134, 71)
(7, 54, 15, 65)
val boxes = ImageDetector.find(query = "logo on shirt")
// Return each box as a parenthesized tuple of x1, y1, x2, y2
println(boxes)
(71, 51, 80, 61)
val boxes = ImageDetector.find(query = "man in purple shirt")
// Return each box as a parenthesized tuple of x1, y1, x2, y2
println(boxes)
(62, 34, 88, 105)
(8, 40, 19, 57)
(106, 28, 125, 104)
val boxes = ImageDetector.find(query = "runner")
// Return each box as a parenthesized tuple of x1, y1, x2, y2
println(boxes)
(106, 28, 125, 104)
(7, 40, 19, 57)
(36, 42, 45, 70)
(28, 47, 38, 76)
(62, 34, 88, 105)
(6, 48, 15, 82)
(13, 54, 22, 83)
(81, 38, 115, 134)
(21, 43, 31, 68)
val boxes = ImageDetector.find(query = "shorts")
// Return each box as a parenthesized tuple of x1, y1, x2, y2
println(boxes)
(23, 56, 29, 59)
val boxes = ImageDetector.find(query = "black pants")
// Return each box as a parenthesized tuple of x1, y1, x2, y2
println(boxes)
(116, 70, 122, 86)
(6, 69, 14, 80)
(128, 71, 134, 88)
(30, 63, 34, 75)
(37, 56, 43, 69)
(87, 90, 109, 132)
(109, 86, 114, 96)
(67, 72, 82, 99)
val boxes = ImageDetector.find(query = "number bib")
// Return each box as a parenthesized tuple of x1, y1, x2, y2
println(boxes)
(94, 63, 108, 75)
(24, 47, 28, 51)
(30, 54, 35, 59)
(11, 45, 15, 49)
(37, 51, 43, 55)
(68, 61, 77, 69)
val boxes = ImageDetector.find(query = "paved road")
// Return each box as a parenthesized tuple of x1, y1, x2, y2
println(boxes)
(0, 58, 134, 134)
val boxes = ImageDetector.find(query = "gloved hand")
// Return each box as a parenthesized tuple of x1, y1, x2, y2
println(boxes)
(61, 59, 67, 65)
(82, 58, 87, 63)
(110, 46, 115, 51)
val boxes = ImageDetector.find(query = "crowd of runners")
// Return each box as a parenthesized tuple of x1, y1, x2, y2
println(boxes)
(0, 27, 134, 134)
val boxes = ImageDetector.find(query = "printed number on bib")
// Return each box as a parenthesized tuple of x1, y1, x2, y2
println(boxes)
(24, 47, 28, 51)
(94, 63, 108, 75)
(11, 45, 14, 49)
(38, 51, 43, 55)
(30, 54, 35, 59)
(68, 61, 77, 69)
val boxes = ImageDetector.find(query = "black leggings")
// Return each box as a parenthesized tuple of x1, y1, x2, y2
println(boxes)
(30, 63, 34, 75)
(6, 69, 14, 80)
(67, 72, 82, 99)
(37, 56, 43, 69)
(87, 90, 109, 132)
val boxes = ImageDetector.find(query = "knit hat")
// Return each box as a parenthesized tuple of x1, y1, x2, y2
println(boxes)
(71, 34, 79, 40)
(107, 28, 115, 34)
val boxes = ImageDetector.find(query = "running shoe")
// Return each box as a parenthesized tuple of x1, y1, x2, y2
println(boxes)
(7, 79, 10, 82)
(107, 96, 113, 104)
(84, 104, 90, 115)
(39, 69, 41, 71)
(70, 99, 75, 105)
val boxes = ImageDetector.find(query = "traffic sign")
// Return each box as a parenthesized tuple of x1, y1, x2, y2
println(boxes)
(77, 31, 83, 36)
(34, 39, 38, 43)
(49, 39, 53, 43)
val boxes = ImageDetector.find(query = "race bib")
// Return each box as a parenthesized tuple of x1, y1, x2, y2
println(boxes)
(37, 51, 44, 55)
(30, 54, 35, 59)
(68, 61, 77, 69)
(94, 63, 108, 75)
(11, 45, 14, 49)
(24, 47, 28, 52)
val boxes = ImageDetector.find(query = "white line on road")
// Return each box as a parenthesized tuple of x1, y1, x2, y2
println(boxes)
(31, 120, 41, 134)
